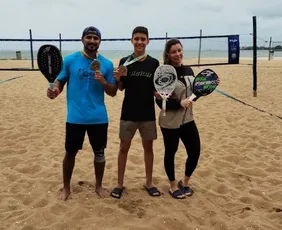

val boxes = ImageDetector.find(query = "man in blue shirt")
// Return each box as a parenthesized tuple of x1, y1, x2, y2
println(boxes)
(47, 26, 117, 201)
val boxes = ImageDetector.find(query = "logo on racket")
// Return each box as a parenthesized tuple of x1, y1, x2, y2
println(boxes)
(43, 46, 51, 54)
(200, 69, 214, 77)
(154, 72, 176, 90)
(47, 54, 52, 75)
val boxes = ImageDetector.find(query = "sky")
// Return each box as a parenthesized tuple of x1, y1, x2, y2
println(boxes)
(0, 0, 282, 50)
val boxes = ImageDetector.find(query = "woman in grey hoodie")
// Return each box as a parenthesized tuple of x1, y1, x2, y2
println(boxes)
(155, 38, 212, 199)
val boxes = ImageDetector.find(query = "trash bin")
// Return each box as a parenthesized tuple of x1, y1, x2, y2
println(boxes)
(16, 51, 22, 60)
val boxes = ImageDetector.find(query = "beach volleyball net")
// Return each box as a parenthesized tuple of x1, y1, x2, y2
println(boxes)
(0, 33, 240, 71)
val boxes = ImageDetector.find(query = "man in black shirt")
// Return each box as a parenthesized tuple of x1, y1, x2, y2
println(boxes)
(111, 26, 161, 198)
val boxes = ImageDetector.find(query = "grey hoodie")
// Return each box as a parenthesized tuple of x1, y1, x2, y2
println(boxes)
(157, 74, 195, 129)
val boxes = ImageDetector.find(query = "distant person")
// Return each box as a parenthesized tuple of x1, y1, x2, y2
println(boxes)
(47, 26, 117, 200)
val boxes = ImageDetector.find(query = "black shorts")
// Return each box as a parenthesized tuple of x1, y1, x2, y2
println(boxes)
(65, 122, 108, 153)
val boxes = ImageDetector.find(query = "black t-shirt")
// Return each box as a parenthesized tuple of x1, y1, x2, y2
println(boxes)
(175, 65, 195, 85)
(119, 54, 159, 121)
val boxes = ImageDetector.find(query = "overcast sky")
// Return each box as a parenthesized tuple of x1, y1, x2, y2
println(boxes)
(1, 0, 282, 50)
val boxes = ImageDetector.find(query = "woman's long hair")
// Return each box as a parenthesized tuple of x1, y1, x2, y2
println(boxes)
(163, 39, 183, 65)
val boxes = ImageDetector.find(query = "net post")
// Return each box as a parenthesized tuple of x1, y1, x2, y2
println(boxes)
(198, 29, 202, 66)
(252, 16, 257, 97)
(29, 29, 34, 69)
(268, 37, 272, 61)
(59, 33, 62, 53)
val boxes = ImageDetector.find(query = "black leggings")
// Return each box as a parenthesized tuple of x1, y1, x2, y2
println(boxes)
(161, 120, 201, 182)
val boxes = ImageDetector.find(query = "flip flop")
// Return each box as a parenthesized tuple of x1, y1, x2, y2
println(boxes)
(169, 189, 185, 199)
(178, 180, 194, 196)
(144, 186, 161, 197)
(110, 187, 125, 199)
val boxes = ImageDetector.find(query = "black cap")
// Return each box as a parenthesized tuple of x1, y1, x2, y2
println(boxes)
(82, 26, 101, 39)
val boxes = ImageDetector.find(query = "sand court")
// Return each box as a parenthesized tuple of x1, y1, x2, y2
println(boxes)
(0, 59, 281, 230)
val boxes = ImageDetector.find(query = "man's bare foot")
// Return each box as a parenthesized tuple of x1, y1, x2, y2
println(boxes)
(95, 185, 109, 198)
(59, 188, 71, 201)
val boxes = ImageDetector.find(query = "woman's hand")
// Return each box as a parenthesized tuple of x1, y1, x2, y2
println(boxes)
(180, 98, 192, 108)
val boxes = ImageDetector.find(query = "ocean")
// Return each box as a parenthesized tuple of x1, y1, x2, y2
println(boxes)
(0, 50, 281, 60)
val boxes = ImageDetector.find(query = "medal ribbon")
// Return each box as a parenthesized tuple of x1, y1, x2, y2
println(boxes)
(123, 53, 146, 66)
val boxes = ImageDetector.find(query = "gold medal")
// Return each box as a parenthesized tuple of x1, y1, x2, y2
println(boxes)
(90, 59, 100, 71)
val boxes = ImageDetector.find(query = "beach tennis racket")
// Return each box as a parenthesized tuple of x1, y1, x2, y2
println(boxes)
(37, 44, 63, 90)
(154, 65, 177, 116)
(188, 69, 219, 101)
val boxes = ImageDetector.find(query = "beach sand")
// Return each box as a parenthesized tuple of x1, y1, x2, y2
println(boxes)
(0, 59, 281, 230)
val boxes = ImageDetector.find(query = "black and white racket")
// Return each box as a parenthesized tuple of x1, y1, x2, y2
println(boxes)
(188, 69, 219, 101)
(37, 44, 63, 89)
(154, 65, 177, 116)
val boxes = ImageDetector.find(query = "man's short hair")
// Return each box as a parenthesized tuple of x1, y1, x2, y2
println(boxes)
(132, 26, 149, 38)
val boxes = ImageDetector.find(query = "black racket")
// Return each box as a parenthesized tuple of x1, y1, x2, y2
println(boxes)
(37, 44, 63, 89)
(188, 68, 219, 101)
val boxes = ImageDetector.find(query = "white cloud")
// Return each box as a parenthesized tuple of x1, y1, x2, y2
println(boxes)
(0, 0, 281, 50)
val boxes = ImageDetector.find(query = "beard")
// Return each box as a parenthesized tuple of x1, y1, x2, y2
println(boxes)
(85, 43, 99, 52)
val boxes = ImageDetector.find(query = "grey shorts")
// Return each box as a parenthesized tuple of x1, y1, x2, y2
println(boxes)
(119, 120, 157, 140)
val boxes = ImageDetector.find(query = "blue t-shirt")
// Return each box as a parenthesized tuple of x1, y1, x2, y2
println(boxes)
(57, 51, 115, 124)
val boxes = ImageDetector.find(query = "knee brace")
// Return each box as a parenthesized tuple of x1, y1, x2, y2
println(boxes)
(94, 148, 105, 163)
